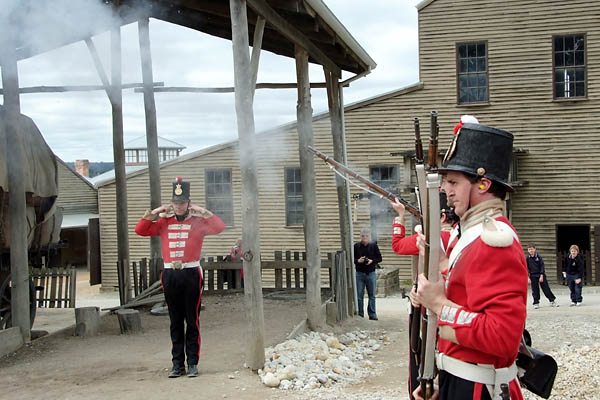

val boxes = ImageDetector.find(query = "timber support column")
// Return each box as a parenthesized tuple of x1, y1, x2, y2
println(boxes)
(1, 39, 30, 343)
(324, 69, 355, 317)
(138, 16, 162, 259)
(295, 46, 323, 330)
(230, 0, 265, 370)
(111, 3, 131, 304)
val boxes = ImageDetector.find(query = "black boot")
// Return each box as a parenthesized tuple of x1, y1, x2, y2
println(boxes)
(168, 365, 186, 378)
(187, 364, 199, 378)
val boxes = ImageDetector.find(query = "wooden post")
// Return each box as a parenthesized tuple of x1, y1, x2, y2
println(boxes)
(295, 45, 323, 330)
(1, 41, 30, 343)
(230, 0, 265, 370)
(111, 8, 131, 305)
(116, 308, 143, 334)
(324, 68, 356, 313)
(74, 306, 100, 337)
(138, 17, 162, 260)
(250, 16, 266, 96)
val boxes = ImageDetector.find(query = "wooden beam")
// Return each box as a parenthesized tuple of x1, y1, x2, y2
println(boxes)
(111, 7, 131, 305)
(324, 67, 357, 314)
(230, 0, 265, 371)
(247, 0, 341, 76)
(132, 81, 346, 94)
(138, 17, 162, 259)
(295, 45, 323, 330)
(85, 38, 113, 102)
(1, 45, 30, 344)
(250, 16, 266, 94)
(0, 82, 164, 95)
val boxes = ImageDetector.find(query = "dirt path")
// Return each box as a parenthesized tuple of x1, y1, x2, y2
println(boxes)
(2, 288, 599, 400)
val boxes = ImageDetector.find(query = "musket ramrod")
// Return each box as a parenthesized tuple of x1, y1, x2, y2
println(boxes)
(306, 146, 421, 218)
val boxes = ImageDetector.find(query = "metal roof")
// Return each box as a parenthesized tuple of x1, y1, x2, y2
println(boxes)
(125, 135, 185, 150)
(1, 0, 376, 75)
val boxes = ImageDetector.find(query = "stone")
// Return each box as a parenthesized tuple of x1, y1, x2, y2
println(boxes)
(262, 373, 280, 388)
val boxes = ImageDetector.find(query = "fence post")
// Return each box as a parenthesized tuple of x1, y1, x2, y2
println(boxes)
(274, 251, 283, 289)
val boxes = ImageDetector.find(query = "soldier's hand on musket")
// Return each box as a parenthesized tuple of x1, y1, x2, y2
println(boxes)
(408, 286, 421, 307)
(412, 384, 440, 400)
(189, 204, 213, 218)
(389, 198, 406, 219)
(415, 272, 446, 315)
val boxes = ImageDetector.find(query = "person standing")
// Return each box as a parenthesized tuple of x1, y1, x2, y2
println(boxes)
(135, 177, 226, 378)
(353, 228, 382, 320)
(413, 118, 528, 400)
(526, 244, 558, 308)
(229, 238, 243, 287)
(562, 244, 584, 306)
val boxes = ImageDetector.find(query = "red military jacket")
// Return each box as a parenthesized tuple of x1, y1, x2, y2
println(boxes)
(135, 214, 226, 263)
(392, 216, 451, 256)
(438, 216, 528, 399)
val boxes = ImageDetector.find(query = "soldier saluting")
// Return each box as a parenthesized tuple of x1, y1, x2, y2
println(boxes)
(135, 177, 225, 378)
(413, 118, 528, 400)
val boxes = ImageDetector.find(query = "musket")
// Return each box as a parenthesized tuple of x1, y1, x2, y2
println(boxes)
(410, 117, 424, 357)
(418, 110, 440, 400)
(306, 146, 421, 218)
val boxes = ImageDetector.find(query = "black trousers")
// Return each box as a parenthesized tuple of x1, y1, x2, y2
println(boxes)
(162, 267, 203, 367)
(530, 273, 556, 304)
(439, 370, 492, 400)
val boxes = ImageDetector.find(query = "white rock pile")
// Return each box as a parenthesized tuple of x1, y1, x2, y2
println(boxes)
(259, 330, 389, 391)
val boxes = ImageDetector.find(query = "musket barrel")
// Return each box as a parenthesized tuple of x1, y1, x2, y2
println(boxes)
(307, 146, 421, 218)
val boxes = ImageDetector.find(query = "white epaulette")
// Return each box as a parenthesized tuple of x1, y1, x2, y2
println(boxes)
(480, 217, 517, 248)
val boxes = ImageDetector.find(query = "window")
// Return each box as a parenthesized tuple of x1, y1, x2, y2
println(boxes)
(205, 169, 233, 226)
(125, 150, 137, 163)
(285, 167, 303, 226)
(138, 150, 147, 163)
(457, 42, 488, 104)
(553, 34, 586, 99)
(369, 165, 398, 240)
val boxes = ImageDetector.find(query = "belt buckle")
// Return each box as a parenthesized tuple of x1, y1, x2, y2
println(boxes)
(173, 260, 183, 270)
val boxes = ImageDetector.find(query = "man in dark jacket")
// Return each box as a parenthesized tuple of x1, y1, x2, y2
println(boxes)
(526, 245, 558, 308)
(354, 228, 382, 320)
(562, 244, 585, 306)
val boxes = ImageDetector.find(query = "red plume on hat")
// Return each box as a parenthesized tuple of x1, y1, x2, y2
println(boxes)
(453, 115, 479, 135)
(176, 176, 183, 182)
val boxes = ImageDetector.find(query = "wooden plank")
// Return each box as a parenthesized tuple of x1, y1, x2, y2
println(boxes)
(49, 268, 58, 308)
(0, 82, 164, 95)
(57, 268, 64, 308)
(208, 269, 214, 292)
(69, 268, 77, 308)
(88, 218, 102, 286)
(274, 251, 283, 289)
(132, 261, 139, 297)
(247, 0, 341, 76)
(250, 16, 265, 94)
(140, 258, 148, 291)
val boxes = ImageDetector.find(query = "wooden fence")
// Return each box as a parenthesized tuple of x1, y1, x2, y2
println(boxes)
(31, 267, 76, 308)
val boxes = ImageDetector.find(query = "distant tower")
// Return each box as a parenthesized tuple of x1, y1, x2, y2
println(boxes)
(124, 136, 185, 166)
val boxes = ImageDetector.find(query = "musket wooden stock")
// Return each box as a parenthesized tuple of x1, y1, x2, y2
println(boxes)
(307, 146, 421, 218)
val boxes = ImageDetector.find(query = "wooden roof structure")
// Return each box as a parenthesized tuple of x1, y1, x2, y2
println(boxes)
(2, 0, 375, 75)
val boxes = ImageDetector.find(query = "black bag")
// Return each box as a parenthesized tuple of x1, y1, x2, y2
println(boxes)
(516, 345, 557, 399)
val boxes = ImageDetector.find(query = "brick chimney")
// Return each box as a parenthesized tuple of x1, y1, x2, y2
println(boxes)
(75, 159, 90, 177)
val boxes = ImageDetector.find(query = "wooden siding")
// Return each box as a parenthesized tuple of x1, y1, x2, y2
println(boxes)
(98, 0, 600, 287)
(56, 160, 98, 215)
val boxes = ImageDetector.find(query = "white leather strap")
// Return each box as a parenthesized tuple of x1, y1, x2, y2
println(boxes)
(164, 260, 201, 269)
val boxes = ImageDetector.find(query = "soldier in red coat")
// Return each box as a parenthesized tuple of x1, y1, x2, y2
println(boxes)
(413, 120, 528, 400)
(135, 177, 225, 378)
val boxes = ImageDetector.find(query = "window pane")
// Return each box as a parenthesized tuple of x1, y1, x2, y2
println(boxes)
(458, 44, 467, 58)
(566, 69, 575, 81)
(477, 57, 486, 72)
(555, 69, 565, 83)
(565, 51, 574, 66)
(459, 75, 468, 89)
(575, 69, 585, 81)
(555, 83, 564, 98)
(478, 87, 488, 102)
(468, 88, 478, 101)
(468, 74, 478, 87)
(460, 59, 468, 73)
(575, 51, 584, 66)
(555, 37, 563, 52)
(575, 82, 585, 96)
(467, 44, 476, 57)
(477, 43, 485, 57)
(566, 36, 576, 51)
(555, 52, 564, 67)
(575, 36, 584, 50)
(468, 58, 476, 73)
(459, 88, 468, 103)
(478, 73, 487, 87)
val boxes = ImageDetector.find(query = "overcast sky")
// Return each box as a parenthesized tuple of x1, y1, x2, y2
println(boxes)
(7, 1, 420, 162)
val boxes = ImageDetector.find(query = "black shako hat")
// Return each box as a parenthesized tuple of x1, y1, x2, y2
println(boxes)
(440, 122, 514, 192)
(172, 177, 190, 202)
